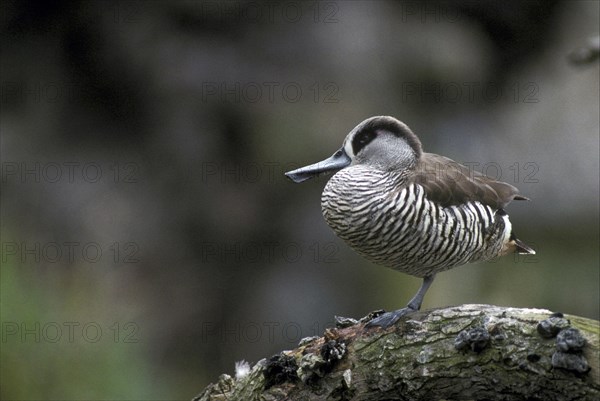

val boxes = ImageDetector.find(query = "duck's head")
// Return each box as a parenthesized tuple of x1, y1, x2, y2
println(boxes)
(285, 116, 422, 183)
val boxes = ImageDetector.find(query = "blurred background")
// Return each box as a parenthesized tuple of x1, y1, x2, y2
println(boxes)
(1, 0, 598, 399)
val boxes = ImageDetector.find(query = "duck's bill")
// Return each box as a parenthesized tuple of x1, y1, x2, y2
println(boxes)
(285, 148, 351, 183)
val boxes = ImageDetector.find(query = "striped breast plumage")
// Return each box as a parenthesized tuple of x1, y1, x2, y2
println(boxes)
(321, 164, 511, 278)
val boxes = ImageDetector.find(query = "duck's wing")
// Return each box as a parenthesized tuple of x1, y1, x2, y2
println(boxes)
(412, 153, 528, 209)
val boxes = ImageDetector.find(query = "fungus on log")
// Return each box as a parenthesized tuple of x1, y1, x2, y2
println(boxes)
(193, 304, 600, 401)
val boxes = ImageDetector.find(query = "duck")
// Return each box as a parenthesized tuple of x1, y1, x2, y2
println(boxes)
(285, 116, 535, 327)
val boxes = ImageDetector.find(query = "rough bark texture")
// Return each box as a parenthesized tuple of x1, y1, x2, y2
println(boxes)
(193, 304, 600, 401)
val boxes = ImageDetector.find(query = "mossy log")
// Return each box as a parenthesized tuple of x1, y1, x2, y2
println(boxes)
(193, 304, 600, 401)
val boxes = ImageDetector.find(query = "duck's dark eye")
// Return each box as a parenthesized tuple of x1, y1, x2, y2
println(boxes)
(352, 130, 377, 155)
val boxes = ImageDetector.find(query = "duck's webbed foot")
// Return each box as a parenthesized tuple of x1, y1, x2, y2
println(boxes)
(365, 274, 436, 329)
(365, 307, 416, 328)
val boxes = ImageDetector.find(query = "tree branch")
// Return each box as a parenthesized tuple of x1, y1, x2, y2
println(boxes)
(193, 304, 600, 401)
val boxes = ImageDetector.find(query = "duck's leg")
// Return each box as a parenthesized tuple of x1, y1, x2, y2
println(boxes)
(366, 274, 436, 328)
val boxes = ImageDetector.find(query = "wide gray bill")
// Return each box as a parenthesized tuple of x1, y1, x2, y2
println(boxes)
(285, 148, 351, 183)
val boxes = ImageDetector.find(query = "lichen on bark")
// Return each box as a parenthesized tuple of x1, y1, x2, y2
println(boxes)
(193, 304, 600, 401)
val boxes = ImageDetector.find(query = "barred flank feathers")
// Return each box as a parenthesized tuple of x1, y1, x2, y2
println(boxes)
(323, 168, 513, 278)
